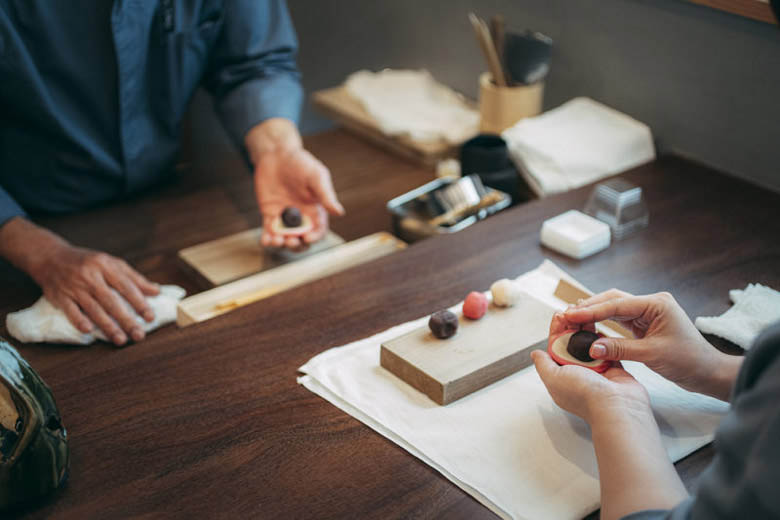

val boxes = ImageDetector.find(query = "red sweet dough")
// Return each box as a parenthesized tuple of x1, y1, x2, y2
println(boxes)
(462, 291, 488, 320)
(547, 329, 611, 373)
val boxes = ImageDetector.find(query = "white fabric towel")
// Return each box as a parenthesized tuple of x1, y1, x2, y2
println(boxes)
(345, 69, 479, 144)
(299, 260, 728, 520)
(502, 97, 655, 197)
(5, 285, 186, 345)
(695, 283, 780, 350)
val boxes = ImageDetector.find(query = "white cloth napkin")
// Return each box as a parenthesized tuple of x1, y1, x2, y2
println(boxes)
(298, 260, 728, 520)
(5, 285, 186, 345)
(345, 69, 479, 144)
(695, 283, 780, 350)
(502, 97, 655, 197)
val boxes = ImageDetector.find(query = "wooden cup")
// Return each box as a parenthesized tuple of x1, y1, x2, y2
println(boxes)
(478, 72, 544, 134)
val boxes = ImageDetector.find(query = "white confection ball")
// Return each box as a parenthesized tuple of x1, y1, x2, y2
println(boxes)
(490, 279, 522, 307)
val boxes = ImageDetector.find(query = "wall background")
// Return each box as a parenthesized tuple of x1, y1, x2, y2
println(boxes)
(283, 0, 780, 192)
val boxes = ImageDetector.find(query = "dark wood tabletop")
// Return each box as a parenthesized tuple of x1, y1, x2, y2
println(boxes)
(3, 129, 779, 519)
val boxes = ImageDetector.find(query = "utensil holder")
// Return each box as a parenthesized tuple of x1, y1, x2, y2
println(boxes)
(478, 72, 543, 134)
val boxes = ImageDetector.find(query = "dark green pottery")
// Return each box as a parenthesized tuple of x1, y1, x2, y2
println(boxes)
(0, 338, 69, 510)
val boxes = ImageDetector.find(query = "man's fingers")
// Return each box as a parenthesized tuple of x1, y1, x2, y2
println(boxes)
(60, 298, 94, 334)
(107, 270, 154, 322)
(91, 281, 145, 343)
(309, 168, 344, 216)
(124, 266, 159, 297)
(78, 293, 127, 345)
(589, 337, 649, 362)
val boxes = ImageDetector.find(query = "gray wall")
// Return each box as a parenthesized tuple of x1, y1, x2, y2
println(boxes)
(287, 0, 780, 192)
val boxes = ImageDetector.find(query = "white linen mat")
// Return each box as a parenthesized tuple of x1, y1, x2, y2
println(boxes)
(298, 261, 728, 520)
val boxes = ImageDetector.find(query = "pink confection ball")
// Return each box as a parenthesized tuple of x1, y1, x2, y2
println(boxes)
(462, 291, 488, 320)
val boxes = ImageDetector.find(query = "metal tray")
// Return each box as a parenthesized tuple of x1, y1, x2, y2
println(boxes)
(387, 175, 511, 242)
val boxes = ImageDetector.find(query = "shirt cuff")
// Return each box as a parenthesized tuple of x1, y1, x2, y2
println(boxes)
(215, 74, 304, 150)
(0, 187, 27, 228)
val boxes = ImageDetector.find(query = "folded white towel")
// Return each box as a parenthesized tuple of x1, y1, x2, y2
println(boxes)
(695, 283, 780, 350)
(5, 285, 186, 345)
(345, 69, 479, 144)
(502, 97, 655, 197)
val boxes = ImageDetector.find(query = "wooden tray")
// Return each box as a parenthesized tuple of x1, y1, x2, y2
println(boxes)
(178, 228, 345, 287)
(380, 293, 557, 405)
(312, 86, 461, 167)
(177, 232, 406, 327)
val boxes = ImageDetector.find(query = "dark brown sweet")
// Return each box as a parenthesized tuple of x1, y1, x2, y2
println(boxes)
(281, 207, 303, 228)
(567, 330, 600, 362)
(429, 310, 459, 339)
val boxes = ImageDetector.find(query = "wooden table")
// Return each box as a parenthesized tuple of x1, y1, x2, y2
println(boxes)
(3, 130, 779, 519)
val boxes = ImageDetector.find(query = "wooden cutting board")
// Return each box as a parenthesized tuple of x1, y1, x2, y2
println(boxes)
(380, 293, 557, 405)
(312, 86, 461, 167)
(177, 232, 406, 327)
(178, 228, 345, 287)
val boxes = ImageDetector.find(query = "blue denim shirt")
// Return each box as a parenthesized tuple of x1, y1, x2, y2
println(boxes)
(0, 0, 302, 225)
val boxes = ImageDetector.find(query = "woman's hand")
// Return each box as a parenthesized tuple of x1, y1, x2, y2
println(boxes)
(561, 290, 742, 401)
(0, 217, 159, 346)
(246, 119, 344, 251)
(531, 349, 651, 423)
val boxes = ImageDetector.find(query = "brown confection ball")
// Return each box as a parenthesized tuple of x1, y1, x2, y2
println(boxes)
(429, 310, 459, 339)
(281, 207, 303, 228)
(567, 330, 600, 362)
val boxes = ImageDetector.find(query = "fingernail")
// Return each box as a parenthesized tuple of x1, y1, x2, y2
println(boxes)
(130, 328, 145, 342)
(590, 343, 606, 358)
(143, 310, 154, 322)
(113, 333, 127, 345)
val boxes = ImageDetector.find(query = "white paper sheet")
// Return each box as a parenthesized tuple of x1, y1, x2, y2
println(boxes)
(298, 261, 728, 519)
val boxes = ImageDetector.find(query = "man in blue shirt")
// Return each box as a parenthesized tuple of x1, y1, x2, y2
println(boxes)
(0, 0, 344, 345)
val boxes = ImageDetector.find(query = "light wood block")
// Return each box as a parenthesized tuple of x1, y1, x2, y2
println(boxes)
(380, 293, 557, 405)
(178, 228, 345, 287)
(312, 86, 467, 167)
(177, 232, 406, 327)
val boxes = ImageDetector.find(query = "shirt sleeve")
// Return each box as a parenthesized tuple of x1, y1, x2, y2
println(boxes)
(0, 185, 27, 228)
(203, 0, 303, 150)
(621, 322, 780, 520)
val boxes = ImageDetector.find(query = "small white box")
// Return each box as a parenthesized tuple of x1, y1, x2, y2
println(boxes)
(540, 210, 611, 259)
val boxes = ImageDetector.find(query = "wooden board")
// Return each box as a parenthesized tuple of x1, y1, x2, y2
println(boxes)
(178, 228, 345, 287)
(380, 293, 557, 405)
(312, 86, 463, 167)
(177, 232, 406, 327)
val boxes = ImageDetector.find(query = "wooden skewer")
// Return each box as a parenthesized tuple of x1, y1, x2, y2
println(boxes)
(468, 13, 508, 87)
(490, 15, 511, 86)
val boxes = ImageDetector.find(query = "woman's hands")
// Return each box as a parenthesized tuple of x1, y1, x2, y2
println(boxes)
(531, 349, 650, 423)
(246, 118, 344, 251)
(0, 217, 159, 346)
(561, 290, 742, 401)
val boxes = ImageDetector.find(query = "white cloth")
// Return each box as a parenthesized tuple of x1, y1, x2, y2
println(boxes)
(695, 283, 780, 350)
(502, 97, 655, 197)
(5, 285, 186, 345)
(345, 69, 479, 144)
(298, 261, 728, 520)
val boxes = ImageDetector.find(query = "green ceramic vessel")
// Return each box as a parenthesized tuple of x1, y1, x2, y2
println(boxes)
(0, 338, 69, 510)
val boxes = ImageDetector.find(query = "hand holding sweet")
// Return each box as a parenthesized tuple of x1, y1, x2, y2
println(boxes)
(560, 290, 742, 401)
(246, 119, 344, 251)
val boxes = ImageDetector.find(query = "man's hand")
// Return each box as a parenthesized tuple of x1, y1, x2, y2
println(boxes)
(0, 217, 159, 346)
(245, 119, 344, 250)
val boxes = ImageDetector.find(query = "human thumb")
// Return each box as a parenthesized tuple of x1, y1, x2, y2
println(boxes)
(589, 337, 647, 362)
